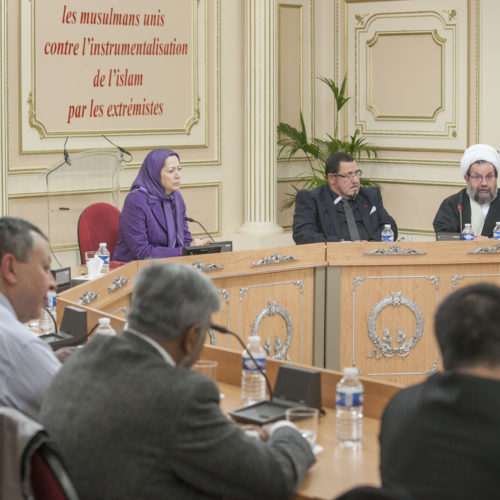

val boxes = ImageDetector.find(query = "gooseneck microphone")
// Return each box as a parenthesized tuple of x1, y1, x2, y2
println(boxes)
(101, 134, 133, 162)
(63, 136, 71, 165)
(458, 204, 463, 231)
(185, 216, 216, 243)
(210, 323, 274, 401)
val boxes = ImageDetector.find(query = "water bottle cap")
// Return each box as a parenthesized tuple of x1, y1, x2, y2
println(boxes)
(46, 290, 56, 297)
(384, 224, 390, 228)
(98, 317, 110, 326)
(248, 335, 261, 344)
(343, 366, 359, 377)
(99, 242, 107, 248)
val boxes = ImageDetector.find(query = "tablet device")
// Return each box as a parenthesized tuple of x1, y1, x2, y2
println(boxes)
(229, 399, 302, 425)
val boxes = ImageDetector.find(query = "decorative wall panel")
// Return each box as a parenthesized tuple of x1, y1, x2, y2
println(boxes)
(345, 0, 471, 151)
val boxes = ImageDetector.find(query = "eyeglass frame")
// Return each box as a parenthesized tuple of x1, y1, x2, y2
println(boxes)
(467, 173, 497, 183)
(332, 169, 363, 180)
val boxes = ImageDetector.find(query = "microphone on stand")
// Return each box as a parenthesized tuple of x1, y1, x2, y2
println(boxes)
(185, 216, 216, 243)
(210, 323, 274, 401)
(458, 204, 463, 232)
(63, 137, 71, 165)
(101, 134, 133, 162)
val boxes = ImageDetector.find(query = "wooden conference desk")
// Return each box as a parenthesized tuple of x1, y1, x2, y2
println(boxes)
(201, 345, 402, 500)
(62, 243, 327, 367)
(325, 239, 500, 384)
(59, 239, 500, 386)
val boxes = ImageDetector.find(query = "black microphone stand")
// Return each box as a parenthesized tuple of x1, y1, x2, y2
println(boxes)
(101, 134, 133, 163)
(185, 217, 216, 243)
(210, 323, 274, 401)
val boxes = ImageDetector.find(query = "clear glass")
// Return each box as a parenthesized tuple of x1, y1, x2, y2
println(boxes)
(285, 407, 319, 448)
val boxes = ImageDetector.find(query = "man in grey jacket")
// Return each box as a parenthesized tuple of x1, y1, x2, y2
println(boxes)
(41, 262, 315, 500)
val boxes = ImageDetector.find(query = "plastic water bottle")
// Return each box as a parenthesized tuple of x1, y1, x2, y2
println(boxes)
(40, 290, 57, 334)
(381, 224, 394, 242)
(95, 317, 116, 336)
(462, 223, 474, 241)
(335, 367, 363, 447)
(95, 242, 110, 273)
(493, 222, 500, 240)
(241, 336, 266, 405)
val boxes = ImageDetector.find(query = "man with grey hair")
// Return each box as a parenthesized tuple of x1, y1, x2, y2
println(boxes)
(0, 216, 59, 419)
(433, 144, 500, 237)
(41, 262, 315, 500)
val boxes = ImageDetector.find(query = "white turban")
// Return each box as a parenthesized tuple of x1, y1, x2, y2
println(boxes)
(460, 144, 500, 177)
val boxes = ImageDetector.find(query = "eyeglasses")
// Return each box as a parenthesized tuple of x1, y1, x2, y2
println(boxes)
(468, 174, 496, 183)
(333, 170, 363, 180)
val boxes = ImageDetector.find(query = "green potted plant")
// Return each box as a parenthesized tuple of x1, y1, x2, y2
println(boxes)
(277, 75, 377, 208)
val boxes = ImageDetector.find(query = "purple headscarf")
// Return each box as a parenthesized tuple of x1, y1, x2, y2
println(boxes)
(131, 149, 184, 247)
(131, 149, 180, 200)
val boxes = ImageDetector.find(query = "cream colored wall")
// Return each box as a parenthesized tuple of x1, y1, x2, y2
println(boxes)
(2, 0, 247, 266)
(1, 0, 499, 267)
(479, 1, 500, 147)
(277, 0, 495, 243)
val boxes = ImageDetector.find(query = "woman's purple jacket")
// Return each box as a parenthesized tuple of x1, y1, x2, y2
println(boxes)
(113, 149, 193, 262)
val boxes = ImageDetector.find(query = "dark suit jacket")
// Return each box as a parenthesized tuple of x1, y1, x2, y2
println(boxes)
(433, 188, 500, 236)
(380, 371, 500, 500)
(292, 185, 397, 244)
(40, 332, 315, 500)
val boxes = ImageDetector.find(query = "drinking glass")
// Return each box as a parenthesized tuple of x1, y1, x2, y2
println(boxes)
(285, 407, 319, 448)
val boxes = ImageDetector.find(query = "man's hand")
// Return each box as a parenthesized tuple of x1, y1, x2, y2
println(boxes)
(54, 346, 78, 362)
(243, 424, 269, 441)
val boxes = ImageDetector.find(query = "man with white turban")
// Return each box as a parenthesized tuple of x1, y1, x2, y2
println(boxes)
(433, 144, 500, 238)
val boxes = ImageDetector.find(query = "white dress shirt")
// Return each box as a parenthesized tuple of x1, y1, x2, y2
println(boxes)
(0, 293, 61, 420)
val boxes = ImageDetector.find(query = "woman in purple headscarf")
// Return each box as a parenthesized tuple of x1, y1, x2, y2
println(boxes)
(113, 149, 206, 262)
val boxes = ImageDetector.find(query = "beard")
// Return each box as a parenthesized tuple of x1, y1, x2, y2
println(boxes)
(467, 185, 498, 205)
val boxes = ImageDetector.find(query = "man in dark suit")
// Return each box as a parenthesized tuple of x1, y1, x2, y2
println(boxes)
(292, 152, 397, 243)
(379, 283, 500, 499)
(40, 262, 315, 500)
(433, 144, 500, 238)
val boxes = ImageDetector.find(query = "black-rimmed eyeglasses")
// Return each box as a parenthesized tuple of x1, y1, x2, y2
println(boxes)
(333, 170, 363, 180)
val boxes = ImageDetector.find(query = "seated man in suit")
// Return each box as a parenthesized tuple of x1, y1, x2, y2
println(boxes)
(292, 152, 397, 243)
(433, 144, 500, 238)
(41, 262, 315, 500)
(379, 283, 500, 499)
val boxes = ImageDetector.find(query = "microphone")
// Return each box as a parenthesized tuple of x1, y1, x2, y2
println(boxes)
(458, 204, 463, 231)
(185, 216, 216, 243)
(210, 323, 274, 401)
(101, 134, 133, 162)
(63, 137, 71, 165)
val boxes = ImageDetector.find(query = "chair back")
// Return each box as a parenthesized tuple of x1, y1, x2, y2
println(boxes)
(77, 202, 121, 264)
(0, 407, 79, 500)
(30, 442, 80, 500)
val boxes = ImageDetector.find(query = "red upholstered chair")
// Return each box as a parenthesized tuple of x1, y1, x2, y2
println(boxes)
(77, 202, 121, 264)
(0, 407, 79, 500)
(30, 442, 80, 500)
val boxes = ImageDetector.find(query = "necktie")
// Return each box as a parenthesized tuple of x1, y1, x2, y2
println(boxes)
(342, 199, 361, 241)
